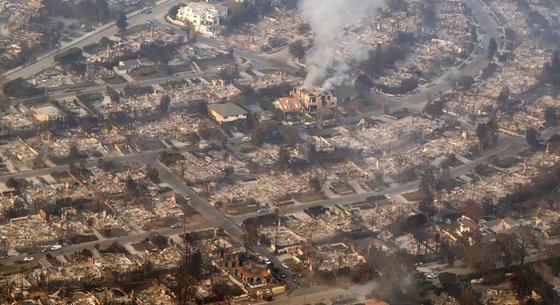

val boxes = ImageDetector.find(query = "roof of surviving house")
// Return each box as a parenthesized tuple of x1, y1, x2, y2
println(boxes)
(119, 59, 141, 68)
(208, 103, 248, 117)
(274, 97, 302, 112)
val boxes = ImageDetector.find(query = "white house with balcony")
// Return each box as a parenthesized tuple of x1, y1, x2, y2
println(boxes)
(176, 2, 228, 36)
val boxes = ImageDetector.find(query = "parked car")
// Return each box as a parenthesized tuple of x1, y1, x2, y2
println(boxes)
(23, 256, 34, 262)
(426, 272, 437, 279)
(50, 244, 62, 251)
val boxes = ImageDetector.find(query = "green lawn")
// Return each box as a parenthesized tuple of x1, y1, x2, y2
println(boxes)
(317, 128, 339, 138)
(231, 141, 257, 153)
(475, 164, 498, 177)
(127, 24, 150, 35)
(78, 92, 103, 104)
(330, 182, 355, 195)
(366, 179, 389, 191)
(294, 192, 328, 203)
(491, 157, 521, 169)
(402, 190, 427, 202)
(444, 156, 464, 167)
(0, 261, 40, 276)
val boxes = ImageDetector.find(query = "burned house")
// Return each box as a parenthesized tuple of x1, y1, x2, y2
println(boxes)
(234, 260, 271, 288)
(275, 88, 338, 114)
(292, 88, 337, 113)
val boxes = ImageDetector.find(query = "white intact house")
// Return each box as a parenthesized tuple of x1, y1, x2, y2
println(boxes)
(176, 2, 228, 36)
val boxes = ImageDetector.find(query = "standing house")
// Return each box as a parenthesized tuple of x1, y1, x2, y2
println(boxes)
(177, 2, 228, 36)
(208, 103, 248, 125)
(273, 97, 303, 114)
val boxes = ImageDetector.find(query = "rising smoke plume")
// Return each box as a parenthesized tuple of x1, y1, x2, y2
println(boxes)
(298, 0, 383, 90)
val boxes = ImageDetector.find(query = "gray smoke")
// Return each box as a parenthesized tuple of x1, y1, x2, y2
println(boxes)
(299, 0, 383, 90)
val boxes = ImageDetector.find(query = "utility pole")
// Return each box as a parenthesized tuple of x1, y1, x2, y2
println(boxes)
(274, 208, 280, 254)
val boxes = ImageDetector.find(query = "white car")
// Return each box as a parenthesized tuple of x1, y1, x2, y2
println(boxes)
(385, 194, 392, 199)
(241, 137, 252, 142)
(23, 256, 34, 262)
(50, 244, 62, 251)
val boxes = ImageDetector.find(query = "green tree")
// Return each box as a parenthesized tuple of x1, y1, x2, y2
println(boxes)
(69, 144, 81, 161)
(106, 85, 120, 104)
(419, 168, 436, 197)
(168, 4, 182, 19)
(511, 267, 538, 305)
(183, 19, 195, 42)
(476, 117, 498, 150)
(462, 199, 484, 221)
(5, 177, 23, 193)
(116, 11, 128, 38)
(140, 42, 173, 66)
(309, 176, 322, 192)
(145, 165, 160, 183)
(288, 40, 306, 60)
(541, 51, 560, 87)
(544, 107, 558, 127)
(457, 75, 475, 89)
(159, 95, 171, 113)
(526, 127, 540, 150)
(424, 99, 446, 117)
(465, 240, 499, 273)
(418, 194, 435, 218)
(94, 0, 110, 21)
(476, 122, 489, 150)
(488, 38, 498, 61)
(355, 74, 372, 97)
(421, 0, 438, 28)
(278, 147, 290, 168)
(497, 86, 511, 113)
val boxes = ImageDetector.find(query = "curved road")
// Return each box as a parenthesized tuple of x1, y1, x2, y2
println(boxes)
(372, 0, 500, 111)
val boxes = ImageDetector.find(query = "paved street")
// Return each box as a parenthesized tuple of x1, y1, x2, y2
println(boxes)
(0, 147, 167, 182)
(363, 0, 500, 113)
(233, 135, 527, 224)
(0, 221, 208, 265)
(2, 0, 183, 81)
(2, 0, 297, 85)
(147, 159, 246, 240)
